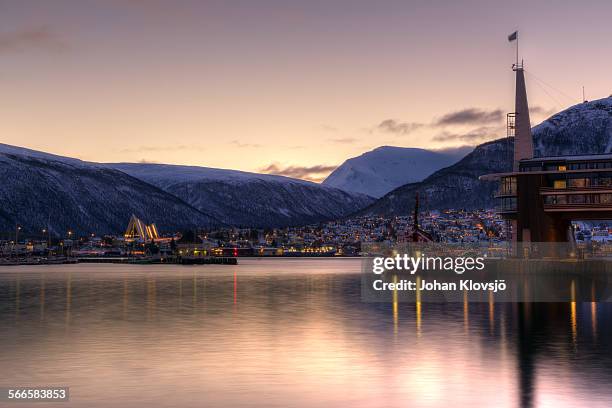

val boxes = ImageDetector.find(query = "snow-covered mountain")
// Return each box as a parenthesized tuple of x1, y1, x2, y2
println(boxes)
(322, 146, 469, 198)
(533, 98, 612, 156)
(107, 163, 374, 227)
(108, 162, 320, 187)
(0, 144, 374, 234)
(360, 97, 612, 215)
(0, 149, 216, 236)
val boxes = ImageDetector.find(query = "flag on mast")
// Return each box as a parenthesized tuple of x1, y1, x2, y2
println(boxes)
(508, 31, 518, 42)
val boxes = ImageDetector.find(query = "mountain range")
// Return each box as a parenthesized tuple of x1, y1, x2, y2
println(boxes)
(359, 97, 612, 216)
(0, 145, 372, 235)
(2, 96, 611, 235)
(0, 151, 216, 237)
(106, 162, 373, 228)
(322, 146, 470, 198)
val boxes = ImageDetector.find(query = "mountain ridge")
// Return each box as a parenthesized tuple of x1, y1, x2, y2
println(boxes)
(107, 162, 374, 227)
(0, 152, 218, 236)
(322, 145, 470, 197)
(0, 144, 374, 233)
(359, 97, 612, 216)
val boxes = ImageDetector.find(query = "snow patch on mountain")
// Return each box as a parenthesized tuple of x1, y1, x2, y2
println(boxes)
(322, 146, 470, 198)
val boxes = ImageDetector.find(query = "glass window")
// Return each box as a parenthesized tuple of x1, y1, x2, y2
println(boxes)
(553, 180, 567, 189)
(501, 197, 517, 210)
(569, 195, 586, 204)
(501, 177, 516, 195)
(568, 178, 588, 188)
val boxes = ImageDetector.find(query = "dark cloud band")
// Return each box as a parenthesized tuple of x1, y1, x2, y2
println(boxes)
(260, 163, 337, 182)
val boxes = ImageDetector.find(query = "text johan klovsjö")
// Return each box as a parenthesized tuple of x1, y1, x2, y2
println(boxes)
(371, 254, 506, 293)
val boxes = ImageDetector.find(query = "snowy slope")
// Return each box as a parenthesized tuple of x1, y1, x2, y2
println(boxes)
(107, 162, 374, 227)
(0, 144, 373, 231)
(322, 146, 469, 198)
(533, 97, 612, 157)
(0, 143, 87, 166)
(361, 97, 612, 215)
(0, 152, 216, 236)
(108, 162, 317, 187)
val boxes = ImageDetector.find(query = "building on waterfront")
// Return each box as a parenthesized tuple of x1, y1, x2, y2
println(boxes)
(482, 61, 612, 242)
(124, 214, 159, 242)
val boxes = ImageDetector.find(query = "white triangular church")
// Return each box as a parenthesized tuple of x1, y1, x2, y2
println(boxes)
(124, 214, 159, 242)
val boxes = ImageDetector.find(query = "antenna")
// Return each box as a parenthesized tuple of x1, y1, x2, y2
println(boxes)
(582, 86, 587, 103)
(516, 31, 522, 67)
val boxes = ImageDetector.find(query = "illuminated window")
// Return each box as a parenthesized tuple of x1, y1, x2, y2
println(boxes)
(558, 165, 567, 171)
(553, 180, 567, 189)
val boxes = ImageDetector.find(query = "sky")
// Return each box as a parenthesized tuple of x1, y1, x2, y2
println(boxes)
(1, 0, 611, 181)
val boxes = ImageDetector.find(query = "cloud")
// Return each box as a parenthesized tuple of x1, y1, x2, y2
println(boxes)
(374, 107, 504, 137)
(432, 145, 475, 157)
(435, 108, 504, 126)
(377, 119, 424, 135)
(0, 26, 67, 54)
(432, 126, 501, 143)
(530, 106, 557, 117)
(329, 137, 357, 144)
(229, 140, 262, 148)
(259, 163, 337, 182)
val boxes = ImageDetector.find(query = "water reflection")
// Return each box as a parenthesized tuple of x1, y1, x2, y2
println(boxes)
(1, 260, 612, 407)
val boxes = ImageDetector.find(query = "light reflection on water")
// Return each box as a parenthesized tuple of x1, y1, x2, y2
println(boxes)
(1, 259, 612, 408)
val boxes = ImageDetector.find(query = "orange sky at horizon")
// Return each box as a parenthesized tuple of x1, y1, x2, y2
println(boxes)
(1, 0, 611, 181)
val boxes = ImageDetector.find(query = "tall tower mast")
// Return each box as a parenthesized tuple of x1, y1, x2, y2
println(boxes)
(508, 31, 533, 171)
(512, 62, 533, 171)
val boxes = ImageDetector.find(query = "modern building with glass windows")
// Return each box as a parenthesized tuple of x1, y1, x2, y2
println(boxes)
(482, 62, 612, 243)
(492, 154, 612, 242)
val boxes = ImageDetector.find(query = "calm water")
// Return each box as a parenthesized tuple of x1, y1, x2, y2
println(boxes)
(1, 258, 612, 408)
